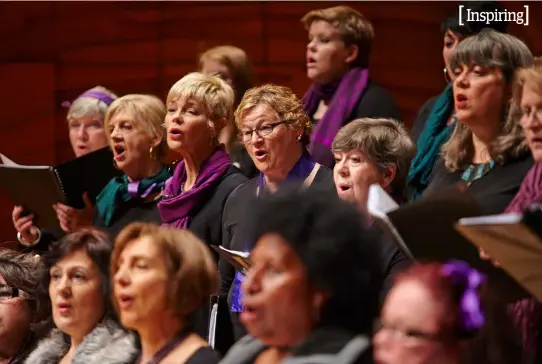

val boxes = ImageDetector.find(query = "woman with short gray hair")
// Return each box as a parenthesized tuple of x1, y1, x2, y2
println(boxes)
(332, 117, 415, 301)
(425, 28, 534, 214)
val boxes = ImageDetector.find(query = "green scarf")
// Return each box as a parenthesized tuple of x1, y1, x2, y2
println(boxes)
(95, 167, 170, 226)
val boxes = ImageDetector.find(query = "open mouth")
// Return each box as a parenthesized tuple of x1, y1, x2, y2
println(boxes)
(169, 128, 182, 136)
(339, 185, 351, 192)
(254, 150, 267, 158)
(117, 294, 133, 309)
(456, 94, 468, 102)
(114, 145, 125, 156)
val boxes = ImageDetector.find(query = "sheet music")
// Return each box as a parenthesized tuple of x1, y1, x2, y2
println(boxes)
(0, 153, 49, 169)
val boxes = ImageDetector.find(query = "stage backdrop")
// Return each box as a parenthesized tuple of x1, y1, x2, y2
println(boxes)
(1, 1, 541, 246)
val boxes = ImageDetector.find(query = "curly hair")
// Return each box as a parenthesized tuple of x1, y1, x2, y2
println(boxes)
(242, 185, 382, 334)
(234, 84, 313, 146)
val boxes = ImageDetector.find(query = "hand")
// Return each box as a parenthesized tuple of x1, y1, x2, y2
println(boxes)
(12, 205, 40, 245)
(52, 192, 95, 233)
(479, 248, 501, 268)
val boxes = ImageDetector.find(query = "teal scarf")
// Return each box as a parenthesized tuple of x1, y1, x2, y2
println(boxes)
(408, 83, 456, 200)
(95, 167, 170, 226)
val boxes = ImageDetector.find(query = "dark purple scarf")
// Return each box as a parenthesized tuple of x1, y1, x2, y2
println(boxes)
(303, 67, 370, 167)
(158, 147, 232, 229)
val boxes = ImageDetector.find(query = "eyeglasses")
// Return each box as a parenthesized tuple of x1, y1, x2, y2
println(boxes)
(373, 319, 443, 343)
(238, 121, 289, 142)
(0, 284, 24, 301)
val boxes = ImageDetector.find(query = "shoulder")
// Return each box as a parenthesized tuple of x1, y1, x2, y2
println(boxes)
(73, 320, 138, 364)
(412, 95, 440, 140)
(185, 346, 221, 364)
(354, 82, 401, 120)
(225, 178, 258, 207)
(214, 166, 249, 198)
(218, 335, 266, 364)
(312, 166, 336, 193)
(24, 329, 68, 364)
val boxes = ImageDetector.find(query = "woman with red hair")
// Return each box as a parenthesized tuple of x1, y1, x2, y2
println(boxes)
(373, 261, 522, 364)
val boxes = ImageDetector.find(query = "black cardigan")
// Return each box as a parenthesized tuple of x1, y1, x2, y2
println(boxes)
(425, 152, 534, 215)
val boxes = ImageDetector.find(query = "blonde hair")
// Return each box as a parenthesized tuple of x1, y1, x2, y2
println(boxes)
(199, 45, 253, 106)
(301, 6, 374, 67)
(67, 86, 118, 122)
(443, 29, 533, 171)
(235, 84, 313, 146)
(167, 72, 235, 132)
(512, 57, 542, 106)
(111, 223, 218, 318)
(104, 94, 167, 159)
(332, 118, 416, 199)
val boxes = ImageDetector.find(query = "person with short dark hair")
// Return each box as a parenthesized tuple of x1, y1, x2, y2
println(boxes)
(219, 186, 380, 364)
(408, 1, 510, 200)
(25, 228, 137, 364)
(112, 222, 221, 364)
(0, 250, 48, 364)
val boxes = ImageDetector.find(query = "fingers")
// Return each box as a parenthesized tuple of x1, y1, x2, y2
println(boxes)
(14, 214, 34, 232)
(12, 205, 23, 220)
(82, 192, 94, 208)
(53, 203, 76, 216)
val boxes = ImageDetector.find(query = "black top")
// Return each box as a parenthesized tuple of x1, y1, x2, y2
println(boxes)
(219, 167, 335, 340)
(411, 96, 439, 142)
(94, 197, 161, 238)
(352, 81, 402, 122)
(184, 346, 221, 364)
(425, 153, 534, 215)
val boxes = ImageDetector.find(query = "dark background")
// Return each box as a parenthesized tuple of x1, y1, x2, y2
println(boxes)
(1, 1, 540, 246)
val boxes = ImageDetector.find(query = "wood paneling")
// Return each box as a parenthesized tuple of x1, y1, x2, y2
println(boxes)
(1, 1, 542, 245)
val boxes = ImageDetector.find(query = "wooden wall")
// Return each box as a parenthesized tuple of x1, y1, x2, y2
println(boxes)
(1, 1, 541, 246)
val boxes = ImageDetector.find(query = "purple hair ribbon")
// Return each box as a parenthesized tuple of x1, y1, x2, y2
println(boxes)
(61, 89, 116, 109)
(128, 181, 157, 199)
(442, 260, 486, 333)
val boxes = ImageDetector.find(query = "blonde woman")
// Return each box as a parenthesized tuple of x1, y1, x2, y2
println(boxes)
(112, 222, 220, 363)
(425, 29, 534, 214)
(14, 86, 118, 251)
(199, 45, 257, 177)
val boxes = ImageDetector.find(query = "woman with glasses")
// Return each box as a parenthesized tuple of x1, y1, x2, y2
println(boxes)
(219, 84, 335, 341)
(373, 261, 522, 364)
(0, 250, 48, 364)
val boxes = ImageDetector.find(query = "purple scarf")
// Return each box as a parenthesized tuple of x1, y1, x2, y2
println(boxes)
(303, 67, 370, 167)
(158, 147, 232, 229)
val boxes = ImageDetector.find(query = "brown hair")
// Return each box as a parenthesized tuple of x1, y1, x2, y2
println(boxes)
(0, 250, 49, 328)
(199, 45, 253, 107)
(442, 29, 533, 171)
(235, 84, 313, 146)
(301, 5, 374, 68)
(332, 118, 416, 199)
(111, 223, 218, 318)
(512, 57, 542, 107)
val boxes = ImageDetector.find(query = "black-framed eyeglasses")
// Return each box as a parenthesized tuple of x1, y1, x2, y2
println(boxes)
(0, 284, 24, 301)
(238, 121, 289, 142)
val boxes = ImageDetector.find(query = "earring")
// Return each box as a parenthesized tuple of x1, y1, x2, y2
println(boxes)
(149, 146, 155, 160)
(297, 134, 302, 142)
(444, 67, 451, 84)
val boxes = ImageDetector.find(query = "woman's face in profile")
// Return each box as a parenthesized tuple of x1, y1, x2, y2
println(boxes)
(68, 114, 108, 158)
(452, 63, 505, 127)
(241, 233, 317, 347)
(113, 236, 170, 331)
(519, 82, 542, 162)
(442, 30, 461, 80)
(373, 279, 458, 364)
(48, 249, 104, 339)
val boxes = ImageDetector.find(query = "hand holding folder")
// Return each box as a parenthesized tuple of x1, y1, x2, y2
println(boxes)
(212, 245, 251, 275)
(456, 204, 542, 303)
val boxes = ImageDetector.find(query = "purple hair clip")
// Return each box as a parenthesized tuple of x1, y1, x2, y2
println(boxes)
(61, 89, 116, 109)
(441, 260, 486, 334)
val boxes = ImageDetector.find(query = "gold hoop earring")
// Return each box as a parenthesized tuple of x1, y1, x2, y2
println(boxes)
(149, 146, 155, 160)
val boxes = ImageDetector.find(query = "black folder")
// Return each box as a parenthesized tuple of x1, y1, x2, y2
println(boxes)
(368, 184, 529, 302)
(0, 147, 121, 233)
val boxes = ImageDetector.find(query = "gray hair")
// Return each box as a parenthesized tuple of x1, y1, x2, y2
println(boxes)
(332, 117, 416, 200)
(66, 86, 118, 122)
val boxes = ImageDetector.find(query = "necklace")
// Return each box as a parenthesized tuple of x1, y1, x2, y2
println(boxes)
(136, 328, 192, 364)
